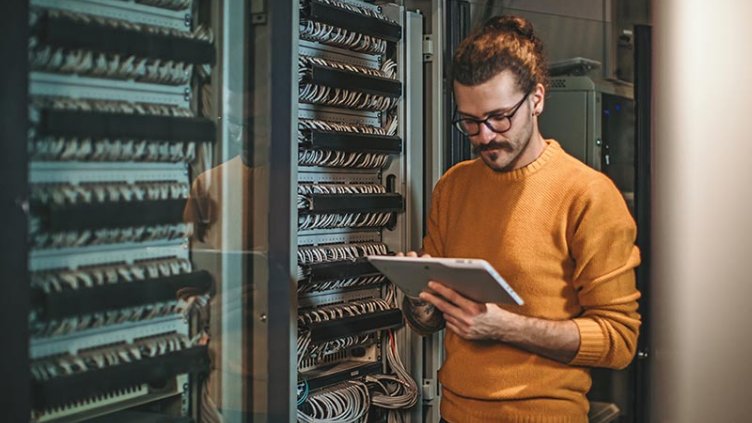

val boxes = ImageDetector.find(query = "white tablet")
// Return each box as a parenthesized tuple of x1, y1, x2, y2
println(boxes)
(367, 256, 524, 305)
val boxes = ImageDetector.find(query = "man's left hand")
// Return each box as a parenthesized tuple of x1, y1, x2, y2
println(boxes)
(418, 281, 520, 341)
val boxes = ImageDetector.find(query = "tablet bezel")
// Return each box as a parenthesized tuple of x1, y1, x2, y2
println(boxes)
(367, 256, 523, 305)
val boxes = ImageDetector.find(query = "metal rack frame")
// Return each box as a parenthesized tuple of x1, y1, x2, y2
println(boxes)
(0, 1, 31, 421)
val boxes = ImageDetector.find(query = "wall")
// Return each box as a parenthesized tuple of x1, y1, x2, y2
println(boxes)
(652, 0, 752, 421)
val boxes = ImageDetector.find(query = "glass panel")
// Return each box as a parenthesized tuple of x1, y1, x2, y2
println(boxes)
(25, 0, 261, 421)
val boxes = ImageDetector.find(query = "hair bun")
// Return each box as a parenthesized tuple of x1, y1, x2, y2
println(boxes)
(483, 15, 535, 39)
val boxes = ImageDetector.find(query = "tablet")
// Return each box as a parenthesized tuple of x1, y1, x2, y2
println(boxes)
(367, 256, 524, 305)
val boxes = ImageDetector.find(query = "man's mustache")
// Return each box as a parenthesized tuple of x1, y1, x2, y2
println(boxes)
(472, 141, 513, 155)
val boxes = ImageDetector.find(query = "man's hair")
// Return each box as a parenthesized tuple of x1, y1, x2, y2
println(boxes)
(452, 15, 548, 92)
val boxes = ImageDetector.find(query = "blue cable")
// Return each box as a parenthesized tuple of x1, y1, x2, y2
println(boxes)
(297, 379, 310, 406)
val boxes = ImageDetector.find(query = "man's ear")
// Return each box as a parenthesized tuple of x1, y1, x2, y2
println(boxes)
(532, 82, 545, 116)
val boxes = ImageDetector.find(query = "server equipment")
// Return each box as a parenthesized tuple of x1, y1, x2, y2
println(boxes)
(26, 0, 219, 421)
(294, 1, 425, 421)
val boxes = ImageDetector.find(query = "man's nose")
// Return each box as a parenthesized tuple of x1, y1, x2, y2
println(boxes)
(475, 122, 496, 144)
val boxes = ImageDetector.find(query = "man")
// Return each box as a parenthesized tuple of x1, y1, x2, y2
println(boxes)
(402, 15, 641, 423)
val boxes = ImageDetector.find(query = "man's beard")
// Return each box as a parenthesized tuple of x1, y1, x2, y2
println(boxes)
(473, 137, 527, 172)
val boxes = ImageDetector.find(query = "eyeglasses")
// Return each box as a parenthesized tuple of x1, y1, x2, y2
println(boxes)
(452, 91, 530, 137)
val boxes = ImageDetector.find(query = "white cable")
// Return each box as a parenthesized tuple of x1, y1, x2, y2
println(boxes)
(44, 9, 213, 43)
(300, 55, 396, 80)
(299, 20, 386, 55)
(297, 381, 370, 423)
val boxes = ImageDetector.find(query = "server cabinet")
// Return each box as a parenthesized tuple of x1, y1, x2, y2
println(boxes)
(540, 76, 642, 423)
(294, 1, 427, 421)
(26, 0, 215, 417)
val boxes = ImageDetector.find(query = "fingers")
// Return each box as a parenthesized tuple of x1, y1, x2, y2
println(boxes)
(419, 290, 465, 321)
(427, 281, 485, 315)
(443, 313, 469, 332)
(395, 251, 432, 257)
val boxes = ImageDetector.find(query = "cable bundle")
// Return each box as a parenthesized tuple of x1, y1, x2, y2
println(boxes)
(298, 117, 397, 169)
(30, 256, 196, 337)
(29, 9, 213, 81)
(300, 0, 394, 55)
(300, 20, 386, 55)
(28, 100, 209, 163)
(30, 137, 200, 163)
(30, 98, 194, 118)
(34, 9, 214, 43)
(299, 117, 398, 137)
(33, 299, 179, 338)
(298, 183, 387, 210)
(30, 45, 196, 85)
(298, 149, 389, 169)
(298, 212, 392, 231)
(295, 331, 418, 422)
(31, 223, 192, 249)
(368, 331, 419, 422)
(296, 331, 375, 370)
(297, 242, 389, 293)
(299, 83, 397, 112)
(300, 56, 397, 80)
(299, 56, 399, 112)
(29, 180, 191, 249)
(298, 298, 392, 327)
(307, 0, 398, 25)
(31, 257, 191, 294)
(298, 242, 388, 265)
(31, 181, 189, 206)
(31, 332, 191, 381)
(298, 273, 386, 294)
(134, 0, 193, 11)
(298, 183, 387, 195)
(33, 385, 149, 421)
(297, 380, 371, 423)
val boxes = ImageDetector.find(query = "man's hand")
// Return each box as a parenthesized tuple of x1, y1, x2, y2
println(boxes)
(396, 250, 430, 259)
(420, 281, 580, 363)
(419, 281, 520, 341)
(395, 251, 446, 336)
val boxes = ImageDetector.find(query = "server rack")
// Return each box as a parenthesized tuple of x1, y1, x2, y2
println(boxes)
(21, 0, 226, 421)
(293, 1, 427, 421)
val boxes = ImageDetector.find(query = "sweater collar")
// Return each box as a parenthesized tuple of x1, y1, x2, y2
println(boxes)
(475, 139, 560, 182)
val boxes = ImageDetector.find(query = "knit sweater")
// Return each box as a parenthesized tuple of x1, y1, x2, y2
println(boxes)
(423, 140, 641, 423)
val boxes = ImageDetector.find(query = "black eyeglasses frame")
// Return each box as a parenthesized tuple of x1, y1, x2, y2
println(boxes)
(452, 91, 531, 137)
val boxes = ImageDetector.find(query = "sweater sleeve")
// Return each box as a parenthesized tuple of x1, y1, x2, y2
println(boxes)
(567, 177, 642, 369)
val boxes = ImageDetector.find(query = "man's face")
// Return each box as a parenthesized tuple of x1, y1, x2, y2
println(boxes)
(454, 70, 535, 172)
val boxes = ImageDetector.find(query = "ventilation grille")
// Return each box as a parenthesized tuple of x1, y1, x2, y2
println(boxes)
(550, 78, 567, 89)
(299, 349, 350, 372)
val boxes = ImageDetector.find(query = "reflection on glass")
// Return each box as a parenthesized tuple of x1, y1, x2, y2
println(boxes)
(25, 0, 247, 421)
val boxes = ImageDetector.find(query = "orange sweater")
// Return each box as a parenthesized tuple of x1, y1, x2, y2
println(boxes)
(423, 140, 641, 423)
